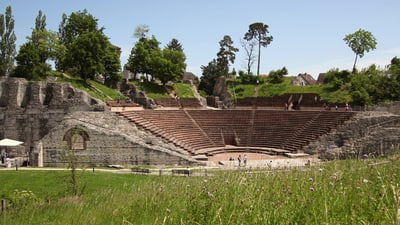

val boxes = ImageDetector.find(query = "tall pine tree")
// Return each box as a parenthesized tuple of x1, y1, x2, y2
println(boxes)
(0, 6, 17, 76)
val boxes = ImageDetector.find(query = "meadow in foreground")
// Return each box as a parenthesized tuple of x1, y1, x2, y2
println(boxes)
(1, 156, 399, 225)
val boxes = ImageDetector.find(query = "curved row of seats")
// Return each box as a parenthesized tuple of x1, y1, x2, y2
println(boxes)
(155, 98, 203, 108)
(117, 109, 355, 156)
(235, 93, 327, 108)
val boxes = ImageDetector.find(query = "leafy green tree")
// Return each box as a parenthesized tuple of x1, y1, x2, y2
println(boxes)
(0, 6, 17, 76)
(389, 57, 400, 71)
(152, 48, 186, 85)
(348, 71, 372, 105)
(269, 67, 288, 84)
(58, 10, 101, 47)
(323, 69, 351, 91)
(33, 10, 46, 37)
(14, 10, 58, 80)
(238, 70, 258, 84)
(133, 24, 149, 39)
(14, 42, 44, 80)
(58, 10, 120, 82)
(387, 57, 400, 99)
(339, 64, 400, 106)
(162, 38, 187, 84)
(244, 22, 273, 76)
(363, 63, 400, 103)
(126, 36, 161, 81)
(199, 59, 221, 95)
(103, 44, 122, 85)
(216, 35, 238, 76)
(388, 57, 400, 82)
(127, 36, 185, 85)
(199, 36, 238, 95)
(67, 31, 108, 81)
(343, 29, 377, 72)
(166, 38, 184, 52)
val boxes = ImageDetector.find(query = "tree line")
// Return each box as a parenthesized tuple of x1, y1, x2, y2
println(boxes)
(1, 8, 122, 84)
(125, 25, 186, 86)
(323, 58, 400, 106)
(1, 6, 399, 106)
(0, 7, 187, 87)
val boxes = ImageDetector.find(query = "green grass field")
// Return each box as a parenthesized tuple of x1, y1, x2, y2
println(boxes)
(1, 156, 400, 225)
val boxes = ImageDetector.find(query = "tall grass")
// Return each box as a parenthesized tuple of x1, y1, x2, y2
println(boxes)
(174, 83, 195, 98)
(1, 157, 399, 224)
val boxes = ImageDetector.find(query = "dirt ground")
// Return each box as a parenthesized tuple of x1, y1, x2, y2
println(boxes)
(206, 153, 321, 169)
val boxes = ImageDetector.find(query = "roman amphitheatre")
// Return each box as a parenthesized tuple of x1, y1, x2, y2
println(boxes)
(1, 76, 400, 169)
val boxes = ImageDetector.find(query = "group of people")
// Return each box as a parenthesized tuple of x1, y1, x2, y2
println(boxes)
(322, 102, 351, 111)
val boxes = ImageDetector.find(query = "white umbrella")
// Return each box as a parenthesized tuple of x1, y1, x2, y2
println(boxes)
(0, 138, 24, 146)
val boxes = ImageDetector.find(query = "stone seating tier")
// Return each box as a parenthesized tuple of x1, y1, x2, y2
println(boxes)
(118, 109, 355, 157)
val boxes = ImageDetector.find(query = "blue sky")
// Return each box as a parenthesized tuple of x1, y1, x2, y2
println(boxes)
(2, 0, 399, 78)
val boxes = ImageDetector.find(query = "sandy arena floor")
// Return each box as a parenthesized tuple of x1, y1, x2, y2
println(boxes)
(206, 153, 321, 169)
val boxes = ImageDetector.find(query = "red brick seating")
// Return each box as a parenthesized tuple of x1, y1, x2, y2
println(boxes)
(188, 110, 253, 147)
(117, 109, 356, 157)
(118, 110, 220, 152)
(155, 98, 203, 108)
(179, 98, 203, 108)
(107, 100, 140, 107)
(154, 98, 181, 108)
(235, 93, 328, 109)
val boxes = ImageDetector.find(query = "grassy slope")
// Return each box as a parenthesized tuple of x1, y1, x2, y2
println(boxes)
(129, 81, 195, 99)
(56, 74, 125, 101)
(54, 73, 348, 103)
(229, 77, 349, 103)
(1, 156, 399, 224)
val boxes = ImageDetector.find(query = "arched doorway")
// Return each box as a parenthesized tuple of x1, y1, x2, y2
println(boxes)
(63, 127, 90, 150)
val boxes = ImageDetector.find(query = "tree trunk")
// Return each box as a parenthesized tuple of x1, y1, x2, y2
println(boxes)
(257, 41, 261, 76)
(247, 59, 251, 76)
(352, 54, 358, 73)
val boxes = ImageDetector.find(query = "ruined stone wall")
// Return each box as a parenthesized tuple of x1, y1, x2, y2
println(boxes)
(39, 112, 199, 167)
(0, 77, 105, 159)
(208, 76, 234, 109)
(366, 101, 400, 115)
(304, 112, 400, 159)
(119, 80, 156, 108)
(0, 77, 200, 167)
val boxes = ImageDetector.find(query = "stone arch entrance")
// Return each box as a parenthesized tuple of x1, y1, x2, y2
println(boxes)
(63, 127, 90, 150)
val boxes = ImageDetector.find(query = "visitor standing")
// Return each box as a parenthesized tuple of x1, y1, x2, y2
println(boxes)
(1, 149, 6, 164)
(243, 154, 247, 167)
(237, 155, 242, 167)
